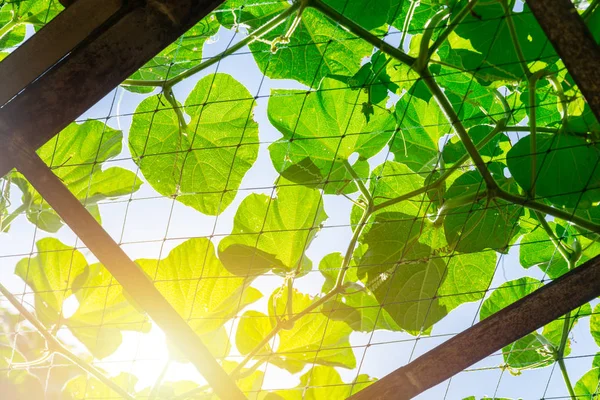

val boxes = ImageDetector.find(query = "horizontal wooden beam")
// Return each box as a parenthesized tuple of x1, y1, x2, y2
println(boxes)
(349, 254, 600, 399)
(0, 0, 225, 178)
(525, 0, 600, 121)
(8, 142, 246, 400)
(0, 0, 122, 106)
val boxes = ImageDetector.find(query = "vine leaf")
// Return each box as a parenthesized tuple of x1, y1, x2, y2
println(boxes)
(135, 238, 261, 335)
(124, 16, 219, 93)
(268, 77, 394, 194)
(392, 94, 449, 173)
(443, 163, 523, 253)
(574, 353, 600, 398)
(129, 73, 259, 216)
(62, 372, 137, 399)
(442, 125, 510, 164)
(357, 212, 448, 334)
(15, 238, 149, 359)
(0, 0, 62, 52)
(12, 120, 141, 233)
(450, 2, 557, 83)
(0, 345, 45, 399)
(266, 366, 376, 399)
(250, 6, 373, 87)
(319, 252, 402, 332)
(481, 277, 590, 370)
(218, 181, 327, 277)
(269, 287, 356, 370)
(507, 134, 600, 208)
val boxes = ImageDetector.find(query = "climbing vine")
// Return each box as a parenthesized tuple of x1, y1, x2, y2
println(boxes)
(2, 0, 600, 398)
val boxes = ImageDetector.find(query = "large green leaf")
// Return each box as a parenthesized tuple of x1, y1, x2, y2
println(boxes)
(322, 0, 402, 30)
(249, 7, 373, 87)
(507, 134, 600, 208)
(0, 0, 62, 51)
(129, 73, 259, 215)
(266, 366, 376, 399)
(357, 212, 448, 334)
(268, 77, 394, 194)
(450, 3, 557, 84)
(12, 120, 141, 233)
(443, 164, 523, 253)
(15, 239, 148, 359)
(392, 94, 449, 172)
(136, 238, 261, 334)
(218, 181, 327, 276)
(268, 287, 356, 370)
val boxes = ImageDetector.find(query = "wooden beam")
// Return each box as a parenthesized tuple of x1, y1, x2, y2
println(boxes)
(349, 254, 600, 399)
(0, 0, 122, 106)
(7, 141, 247, 400)
(525, 0, 600, 121)
(0, 0, 226, 178)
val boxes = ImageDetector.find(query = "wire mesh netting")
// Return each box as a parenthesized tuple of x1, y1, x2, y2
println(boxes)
(2, 0, 600, 398)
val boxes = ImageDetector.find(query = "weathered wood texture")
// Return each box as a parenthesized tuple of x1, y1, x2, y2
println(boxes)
(348, 254, 600, 400)
(0, 0, 122, 106)
(526, 0, 600, 121)
(0, 0, 225, 178)
(8, 142, 246, 400)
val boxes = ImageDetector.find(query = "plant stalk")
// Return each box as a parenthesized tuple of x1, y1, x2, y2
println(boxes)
(0, 283, 135, 400)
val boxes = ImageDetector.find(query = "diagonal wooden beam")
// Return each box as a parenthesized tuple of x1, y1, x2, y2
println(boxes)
(7, 141, 246, 400)
(348, 254, 600, 400)
(525, 0, 600, 121)
(0, 0, 226, 178)
(0, 0, 122, 107)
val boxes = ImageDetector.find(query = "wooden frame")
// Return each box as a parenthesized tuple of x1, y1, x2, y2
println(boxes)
(1, 0, 599, 399)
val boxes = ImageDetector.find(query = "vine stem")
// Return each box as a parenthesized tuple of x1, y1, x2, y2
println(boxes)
(557, 311, 576, 400)
(121, 2, 302, 89)
(534, 210, 573, 263)
(0, 19, 17, 42)
(400, 0, 419, 50)
(1, 203, 27, 233)
(427, 0, 479, 60)
(343, 159, 372, 207)
(0, 283, 135, 400)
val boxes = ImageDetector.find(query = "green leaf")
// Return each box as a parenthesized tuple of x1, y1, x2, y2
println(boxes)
(443, 164, 523, 253)
(357, 212, 448, 334)
(266, 366, 376, 399)
(322, 0, 402, 30)
(66, 263, 150, 359)
(12, 120, 141, 233)
(507, 133, 600, 208)
(450, 3, 557, 83)
(268, 287, 356, 370)
(249, 6, 373, 87)
(129, 73, 259, 215)
(218, 181, 327, 276)
(589, 303, 600, 347)
(392, 94, 449, 172)
(15, 238, 88, 326)
(136, 238, 261, 334)
(268, 77, 394, 194)
(217, 0, 289, 31)
(62, 372, 137, 399)
(442, 125, 509, 164)
(575, 353, 600, 399)
(319, 252, 402, 332)
(125, 15, 219, 93)
(0, 345, 45, 399)
(236, 310, 273, 356)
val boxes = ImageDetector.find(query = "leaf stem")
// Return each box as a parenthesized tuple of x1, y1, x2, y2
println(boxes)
(0, 283, 135, 400)
(421, 68, 498, 189)
(427, 0, 479, 60)
(148, 359, 171, 400)
(0, 19, 17, 42)
(556, 310, 576, 400)
(400, 0, 419, 50)
(501, 0, 531, 79)
(343, 160, 372, 207)
(1, 203, 27, 233)
(122, 2, 302, 89)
